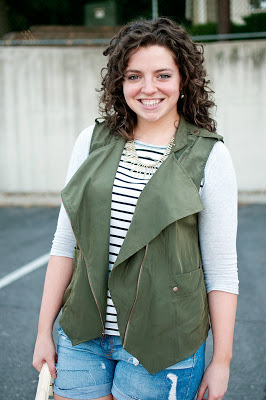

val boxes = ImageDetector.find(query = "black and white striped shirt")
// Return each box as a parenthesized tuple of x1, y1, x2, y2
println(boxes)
(105, 140, 169, 335)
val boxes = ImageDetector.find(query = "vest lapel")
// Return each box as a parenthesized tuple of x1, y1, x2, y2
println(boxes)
(62, 136, 126, 310)
(113, 117, 204, 269)
(63, 117, 204, 275)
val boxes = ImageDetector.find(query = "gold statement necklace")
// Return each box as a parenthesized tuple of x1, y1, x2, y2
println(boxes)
(124, 132, 175, 179)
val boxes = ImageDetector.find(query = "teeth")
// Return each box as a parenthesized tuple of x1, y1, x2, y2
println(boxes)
(140, 99, 161, 106)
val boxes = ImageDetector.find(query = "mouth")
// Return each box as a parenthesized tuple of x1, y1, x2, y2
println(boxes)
(138, 99, 164, 107)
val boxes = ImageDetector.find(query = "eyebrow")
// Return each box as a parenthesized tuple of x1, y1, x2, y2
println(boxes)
(125, 68, 174, 74)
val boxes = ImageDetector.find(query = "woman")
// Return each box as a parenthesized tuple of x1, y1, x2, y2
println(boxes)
(33, 17, 238, 400)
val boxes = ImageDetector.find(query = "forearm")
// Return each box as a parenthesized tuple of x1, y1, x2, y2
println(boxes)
(208, 290, 238, 364)
(37, 255, 73, 335)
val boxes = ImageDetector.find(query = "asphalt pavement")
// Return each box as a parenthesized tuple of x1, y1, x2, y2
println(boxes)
(0, 204, 265, 400)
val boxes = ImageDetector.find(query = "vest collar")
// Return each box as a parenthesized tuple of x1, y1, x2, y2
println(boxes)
(114, 113, 189, 152)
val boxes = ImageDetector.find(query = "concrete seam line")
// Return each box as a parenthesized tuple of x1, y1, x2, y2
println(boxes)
(0, 253, 50, 289)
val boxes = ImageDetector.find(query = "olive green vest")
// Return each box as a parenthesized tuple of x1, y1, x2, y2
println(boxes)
(59, 115, 223, 374)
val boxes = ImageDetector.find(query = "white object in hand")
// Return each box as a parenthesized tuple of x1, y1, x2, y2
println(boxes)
(35, 362, 54, 400)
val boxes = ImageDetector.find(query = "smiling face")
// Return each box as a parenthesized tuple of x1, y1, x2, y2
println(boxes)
(123, 45, 182, 128)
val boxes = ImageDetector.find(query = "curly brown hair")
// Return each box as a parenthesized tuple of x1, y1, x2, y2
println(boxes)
(98, 17, 217, 138)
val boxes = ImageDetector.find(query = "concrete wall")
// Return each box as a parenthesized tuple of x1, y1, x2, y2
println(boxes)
(0, 47, 104, 195)
(0, 40, 265, 203)
(204, 40, 266, 194)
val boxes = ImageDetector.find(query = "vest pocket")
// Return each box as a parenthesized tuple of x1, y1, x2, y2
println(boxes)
(170, 267, 208, 342)
(169, 266, 204, 298)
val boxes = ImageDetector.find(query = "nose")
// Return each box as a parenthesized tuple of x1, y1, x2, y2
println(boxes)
(141, 77, 157, 95)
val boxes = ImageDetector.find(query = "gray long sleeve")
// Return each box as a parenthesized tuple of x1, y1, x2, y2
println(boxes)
(199, 141, 238, 294)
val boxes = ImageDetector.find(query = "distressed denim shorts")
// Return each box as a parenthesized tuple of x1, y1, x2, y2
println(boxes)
(54, 326, 205, 400)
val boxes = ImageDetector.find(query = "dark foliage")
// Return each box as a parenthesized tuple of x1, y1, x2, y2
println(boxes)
(4, 0, 187, 32)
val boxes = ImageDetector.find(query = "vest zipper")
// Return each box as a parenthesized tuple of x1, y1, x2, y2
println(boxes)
(61, 194, 106, 336)
(123, 243, 149, 348)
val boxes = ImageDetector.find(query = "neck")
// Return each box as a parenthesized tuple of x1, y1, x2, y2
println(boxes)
(134, 114, 180, 145)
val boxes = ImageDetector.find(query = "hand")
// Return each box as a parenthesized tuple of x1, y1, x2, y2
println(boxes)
(32, 331, 57, 379)
(197, 360, 230, 400)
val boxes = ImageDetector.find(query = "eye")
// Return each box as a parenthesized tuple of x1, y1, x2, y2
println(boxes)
(127, 75, 140, 81)
(159, 74, 171, 79)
